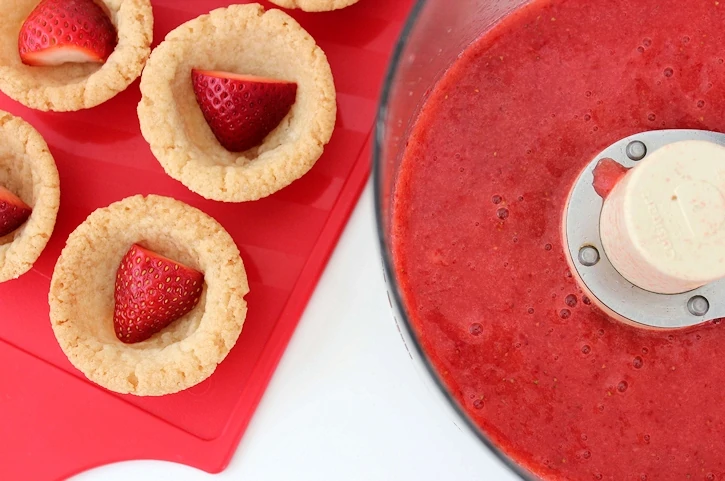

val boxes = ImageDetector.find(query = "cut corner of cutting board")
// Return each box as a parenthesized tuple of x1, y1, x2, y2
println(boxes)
(0, 336, 238, 480)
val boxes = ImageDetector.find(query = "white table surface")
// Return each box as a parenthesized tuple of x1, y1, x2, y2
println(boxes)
(71, 183, 519, 481)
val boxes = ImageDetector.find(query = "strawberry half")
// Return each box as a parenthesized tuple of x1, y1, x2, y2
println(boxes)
(191, 69, 298, 152)
(113, 244, 204, 344)
(0, 186, 32, 237)
(18, 0, 117, 67)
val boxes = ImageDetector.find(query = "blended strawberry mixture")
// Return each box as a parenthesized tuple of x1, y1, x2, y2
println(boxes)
(392, 1, 725, 480)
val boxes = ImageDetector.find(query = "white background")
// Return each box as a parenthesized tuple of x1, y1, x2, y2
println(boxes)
(72, 185, 519, 481)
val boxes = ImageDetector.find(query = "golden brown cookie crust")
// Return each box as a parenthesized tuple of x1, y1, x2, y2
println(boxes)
(137, 3, 337, 202)
(0, 110, 60, 282)
(268, 0, 361, 12)
(0, 0, 154, 112)
(48, 195, 249, 396)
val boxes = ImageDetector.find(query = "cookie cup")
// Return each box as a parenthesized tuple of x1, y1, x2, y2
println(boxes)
(49, 195, 249, 396)
(0, 110, 59, 282)
(138, 3, 336, 202)
(268, 0, 361, 12)
(0, 0, 153, 112)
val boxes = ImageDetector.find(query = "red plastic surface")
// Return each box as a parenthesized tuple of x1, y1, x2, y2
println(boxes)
(0, 1, 413, 479)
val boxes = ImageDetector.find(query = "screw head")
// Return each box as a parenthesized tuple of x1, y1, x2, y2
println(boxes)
(626, 140, 647, 161)
(687, 295, 710, 317)
(579, 246, 600, 267)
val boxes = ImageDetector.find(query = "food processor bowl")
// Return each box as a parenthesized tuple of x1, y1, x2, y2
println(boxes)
(375, 0, 725, 478)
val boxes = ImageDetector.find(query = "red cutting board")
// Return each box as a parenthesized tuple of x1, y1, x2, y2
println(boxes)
(0, 1, 412, 479)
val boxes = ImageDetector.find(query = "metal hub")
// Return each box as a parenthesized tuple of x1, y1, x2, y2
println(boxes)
(564, 129, 725, 329)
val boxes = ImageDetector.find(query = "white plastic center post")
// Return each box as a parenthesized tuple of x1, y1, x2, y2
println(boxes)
(600, 140, 725, 294)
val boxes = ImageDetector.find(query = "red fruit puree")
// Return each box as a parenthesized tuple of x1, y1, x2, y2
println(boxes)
(392, 0, 725, 479)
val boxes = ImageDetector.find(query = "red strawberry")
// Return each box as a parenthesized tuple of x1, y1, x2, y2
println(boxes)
(18, 0, 117, 67)
(0, 186, 32, 237)
(113, 244, 204, 344)
(191, 69, 298, 152)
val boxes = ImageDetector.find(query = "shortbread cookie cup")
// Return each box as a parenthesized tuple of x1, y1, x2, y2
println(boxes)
(0, 110, 60, 282)
(0, 0, 153, 112)
(48, 195, 249, 396)
(138, 3, 337, 203)
(268, 0, 361, 12)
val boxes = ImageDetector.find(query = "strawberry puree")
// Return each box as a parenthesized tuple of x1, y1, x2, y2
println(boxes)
(392, 0, 725, 479)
